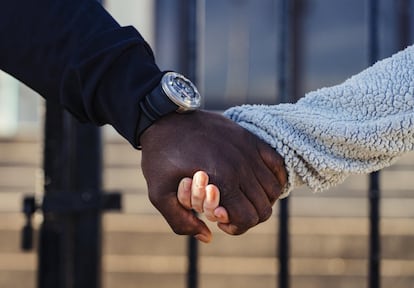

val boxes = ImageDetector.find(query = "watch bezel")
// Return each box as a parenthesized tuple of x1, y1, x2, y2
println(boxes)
(161, 72, 201, 112)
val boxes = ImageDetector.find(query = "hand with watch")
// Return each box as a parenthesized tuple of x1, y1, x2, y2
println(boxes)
(139, 72, 287, 238)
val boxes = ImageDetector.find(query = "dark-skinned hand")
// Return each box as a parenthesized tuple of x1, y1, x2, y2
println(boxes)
(140, 110, 287, 239)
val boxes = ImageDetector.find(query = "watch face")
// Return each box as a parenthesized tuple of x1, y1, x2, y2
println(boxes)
(162, 72, 201, 111)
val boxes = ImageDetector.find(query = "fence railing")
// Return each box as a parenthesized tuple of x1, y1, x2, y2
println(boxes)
(368, 4, 381, 287)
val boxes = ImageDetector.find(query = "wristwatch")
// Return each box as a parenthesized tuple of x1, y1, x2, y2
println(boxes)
(136, 72, 202, 146)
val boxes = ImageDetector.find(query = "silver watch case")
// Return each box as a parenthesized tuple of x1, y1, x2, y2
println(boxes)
(161, 72, 202, 113)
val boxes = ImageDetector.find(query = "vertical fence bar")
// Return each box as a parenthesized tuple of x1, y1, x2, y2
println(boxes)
(368, 171, 380, 288)
(278, 199, 290, 288)
(367, 0, 380, 287)
(187, 231, 198, 288)
(277, 0, 303, 286)
(37, 1, 104, 287)
(277, 0, 292, 287)
(183, 1, 199, 288)
(39, 106, 103, 288)
(38, 105, 65, 288)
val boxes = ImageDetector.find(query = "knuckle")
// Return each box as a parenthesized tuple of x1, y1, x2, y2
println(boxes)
(273, 157, 288, 185)
(267, 186, 281, 204)
(170, 222, 193, 236)
(203, 201, 214, 211)
(236, 212, 259, 233)
(171, 226, 187, 235)
(192, 192, 204, 202)
(205, 213, 217, 222)
(258, 206, 273, 223)
(230, 224, 249, 235)
(148, 193, 161, 207)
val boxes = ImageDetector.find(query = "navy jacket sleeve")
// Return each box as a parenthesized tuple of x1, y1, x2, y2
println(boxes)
(0, 0, 164, 147)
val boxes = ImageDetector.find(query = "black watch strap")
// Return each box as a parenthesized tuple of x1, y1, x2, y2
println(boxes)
(136, 83, 178, 148)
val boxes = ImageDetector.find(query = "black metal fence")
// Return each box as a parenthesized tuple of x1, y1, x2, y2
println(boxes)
(20, 0, 413, 288)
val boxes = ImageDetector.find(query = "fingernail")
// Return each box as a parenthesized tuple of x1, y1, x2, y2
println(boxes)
(213, 209, 221, 218)
(214, 209, 224, 219)
(182, 178, 192, 192)
(214, 208, 229, 223)
(194, 233, 210, 243)
(194, 171, 207, 187)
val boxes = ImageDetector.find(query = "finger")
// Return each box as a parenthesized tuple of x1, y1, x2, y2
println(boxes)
(203, 185, 230, 224)
(203, 184, 220, 222)
(217, 222, 244, 235)
(214, 206, 230, 224)
(240, 177, 274, 223)
(191, 171, 209, 213)
(149, 189, 212, 243)
(177, 177, 193, 210)
(256, 139, 288, 200)
(253, 155, 283, 205)
(235, 139, 285, 222)
(218, 188, 259, 235)
(193, 216, 213, 243)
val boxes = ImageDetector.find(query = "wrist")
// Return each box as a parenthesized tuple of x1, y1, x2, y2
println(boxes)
(136, 72, 203, 148)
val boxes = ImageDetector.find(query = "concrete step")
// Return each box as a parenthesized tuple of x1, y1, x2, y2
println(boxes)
(103, 273, 414, 288)
(3, 189, 414, 218)
(0, 271, 35, 288)
(1, 270, 413, 288)
(1, 213, 413, 257)
(103, 228, 414, 259)
(0, 136, 140, 167)
(0, 254, 413, 288)
(0, 142, 41, 166)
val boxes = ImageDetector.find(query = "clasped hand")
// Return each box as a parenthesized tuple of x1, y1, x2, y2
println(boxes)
(140, 110, 287, 241)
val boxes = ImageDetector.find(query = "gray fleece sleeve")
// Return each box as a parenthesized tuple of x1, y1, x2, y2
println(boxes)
(224, 45, 414, 197)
